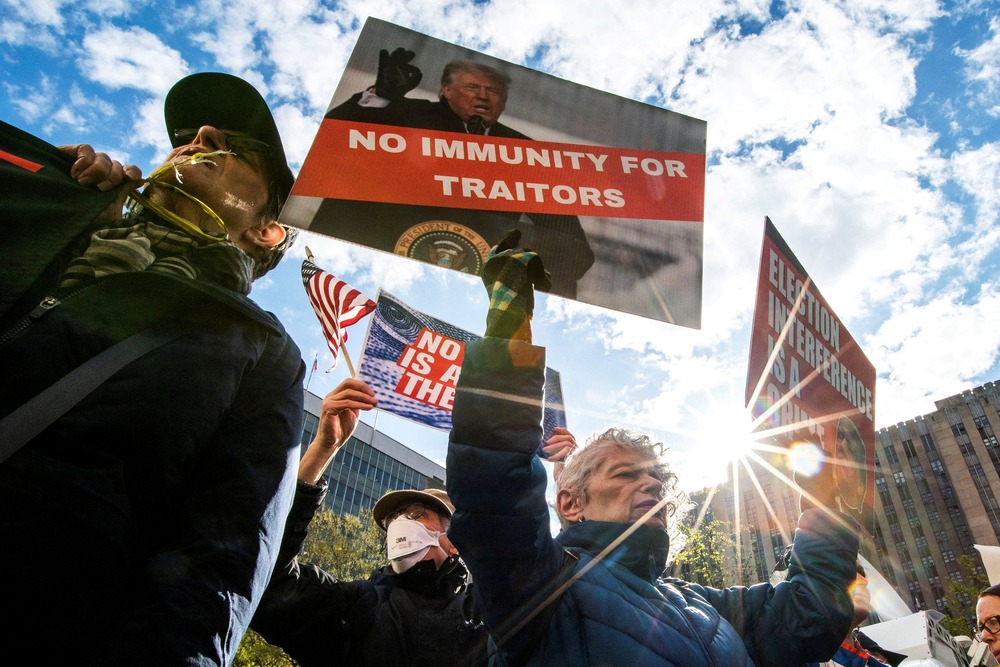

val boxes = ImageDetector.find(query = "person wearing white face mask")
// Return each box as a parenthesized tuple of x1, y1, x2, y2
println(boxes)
(378, 489, 459, 574)
(252, 478, 489, 666)
(252, 377, 574, 667)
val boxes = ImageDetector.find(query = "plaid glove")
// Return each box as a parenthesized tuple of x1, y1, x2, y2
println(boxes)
(482, 230, 552, 341)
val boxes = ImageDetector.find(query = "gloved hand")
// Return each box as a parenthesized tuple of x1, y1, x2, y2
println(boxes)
(375, 47, 422, 101)
(481, 230, 552, 341)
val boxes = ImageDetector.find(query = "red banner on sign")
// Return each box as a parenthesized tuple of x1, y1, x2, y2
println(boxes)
(291, 119, 705, 222)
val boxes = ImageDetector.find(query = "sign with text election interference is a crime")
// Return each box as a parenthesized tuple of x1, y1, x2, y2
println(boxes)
(745, 217, 877, 535)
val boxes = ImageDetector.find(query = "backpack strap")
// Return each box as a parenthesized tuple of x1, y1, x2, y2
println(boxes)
(0, 327, 182, 464)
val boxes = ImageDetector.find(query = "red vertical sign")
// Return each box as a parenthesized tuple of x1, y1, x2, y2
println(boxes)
(746, 217, 877, 533)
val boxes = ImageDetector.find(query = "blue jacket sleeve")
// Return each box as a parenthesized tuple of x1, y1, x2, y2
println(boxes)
(446, 337, 567, 655)
(685, 508, 859, 667)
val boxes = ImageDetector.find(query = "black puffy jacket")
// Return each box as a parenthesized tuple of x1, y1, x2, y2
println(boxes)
(253, 481, 489, 666)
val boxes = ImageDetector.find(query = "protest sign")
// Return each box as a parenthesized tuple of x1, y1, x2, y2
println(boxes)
(358, 290, 566, 437)
(281, 17, 707, 328)
(745, 217, 877, 533)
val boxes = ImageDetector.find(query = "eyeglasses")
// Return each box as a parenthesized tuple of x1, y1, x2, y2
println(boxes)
(382, 502, 429, 529)
(976, 615, 1000, 641)
(173, 128, 274, 160)
(382, 502, 449, 530)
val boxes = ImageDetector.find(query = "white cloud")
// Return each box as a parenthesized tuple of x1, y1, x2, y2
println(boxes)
(869, 283, 1000, 423)
(2, 0, 998, 474)
(79, 25, 189, 93)
(1, 0, 67, 29)
(957, 16, 1000, 116)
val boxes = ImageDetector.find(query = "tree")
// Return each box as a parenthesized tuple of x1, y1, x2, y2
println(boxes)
(940, 554, 990, 638)
(670, 516, 757, 588)
(233, 506, 385, 666)
(297, 505, 384, 578)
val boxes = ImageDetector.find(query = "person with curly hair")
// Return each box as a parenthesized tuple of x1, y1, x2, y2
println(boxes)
(445, 237, 862, 666)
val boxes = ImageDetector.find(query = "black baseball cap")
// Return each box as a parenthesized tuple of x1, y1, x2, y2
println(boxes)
(164, 72, 295, 208)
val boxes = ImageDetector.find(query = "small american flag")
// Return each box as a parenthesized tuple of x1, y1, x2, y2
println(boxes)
(301, 257, 376, 372)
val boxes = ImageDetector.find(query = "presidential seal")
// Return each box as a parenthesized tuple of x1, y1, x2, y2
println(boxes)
(394, 221, 491, 274)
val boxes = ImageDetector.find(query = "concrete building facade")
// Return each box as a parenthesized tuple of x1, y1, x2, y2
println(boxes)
(299, 391, 446, 518)
(870, 380, 1000, 616)
(706, 380, 1000, 624)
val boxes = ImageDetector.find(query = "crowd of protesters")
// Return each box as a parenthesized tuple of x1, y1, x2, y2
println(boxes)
(1, 64, 880, 667)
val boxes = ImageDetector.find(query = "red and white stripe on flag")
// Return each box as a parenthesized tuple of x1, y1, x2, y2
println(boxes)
(301, 258, 376, 370)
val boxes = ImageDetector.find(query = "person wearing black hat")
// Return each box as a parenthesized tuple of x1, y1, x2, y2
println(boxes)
(0, 72, 304, 666)
(250, 374, 575, 666)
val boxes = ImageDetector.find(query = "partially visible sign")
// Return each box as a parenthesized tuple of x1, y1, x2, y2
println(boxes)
(358, 290, 566, 438)
(282, 17, 707, 328)
(746, 217, 877, 533)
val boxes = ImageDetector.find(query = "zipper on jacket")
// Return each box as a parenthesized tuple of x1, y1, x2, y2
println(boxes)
(0, 282, 101, 348)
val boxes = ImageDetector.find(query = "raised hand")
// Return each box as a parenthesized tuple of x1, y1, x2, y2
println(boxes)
(298, 378, 378, 484)
(375, 47, 423, 101)
(481, 229, 552, 341)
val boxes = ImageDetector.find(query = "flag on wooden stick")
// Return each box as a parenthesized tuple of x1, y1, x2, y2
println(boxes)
(301, 251, 375, 375)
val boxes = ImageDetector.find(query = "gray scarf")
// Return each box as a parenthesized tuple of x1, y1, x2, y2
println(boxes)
(59, 207, 256, 295)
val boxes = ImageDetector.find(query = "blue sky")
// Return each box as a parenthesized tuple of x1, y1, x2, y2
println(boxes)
(2, 0, 998, 491)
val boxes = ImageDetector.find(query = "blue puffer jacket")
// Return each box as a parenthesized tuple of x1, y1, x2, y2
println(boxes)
(447, 338, 859, 667)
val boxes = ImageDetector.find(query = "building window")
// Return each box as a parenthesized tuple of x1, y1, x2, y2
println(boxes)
(902, 439, 917, 458)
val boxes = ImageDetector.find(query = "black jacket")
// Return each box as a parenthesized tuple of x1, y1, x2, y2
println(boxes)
(0, 121, 304, 666)
(253, 481, 489, 666)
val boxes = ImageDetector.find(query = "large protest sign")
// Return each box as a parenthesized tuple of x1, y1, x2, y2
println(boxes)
(281, 17, 707, 328)
(357, 290, 566, 437)
(745, 217, 877, 533)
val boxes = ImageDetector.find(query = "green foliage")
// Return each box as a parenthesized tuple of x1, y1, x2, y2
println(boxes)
(234, 629, 297, 667)
(940, 554, 990, 638)
(670, 516, 757, 588)
(233, 506, 385, 667)
(298, 505, 385, 579)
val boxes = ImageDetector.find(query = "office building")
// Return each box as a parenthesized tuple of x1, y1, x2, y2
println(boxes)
(706, 380, 1000, 622)
(299, 391, 446, 517)
(870, 380, 1000, 615)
